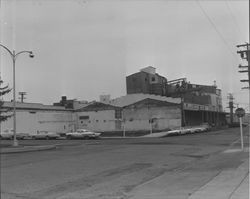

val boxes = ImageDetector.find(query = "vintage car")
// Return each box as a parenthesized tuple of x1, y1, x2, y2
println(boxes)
(0, 129, 30, 140)
(165, 130, 181, 137)
(0, 130, 13, 140)
(66, 129, 101, 139)
(32, 131, 61, 140)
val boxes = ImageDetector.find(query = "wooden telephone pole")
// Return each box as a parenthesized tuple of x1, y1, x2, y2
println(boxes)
(237, 43, 250, 136)
(227, 93, 235, 124)
(237, 43, 249, 89)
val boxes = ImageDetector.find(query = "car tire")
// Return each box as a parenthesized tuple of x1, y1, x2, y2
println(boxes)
(67, 135, 72, 140)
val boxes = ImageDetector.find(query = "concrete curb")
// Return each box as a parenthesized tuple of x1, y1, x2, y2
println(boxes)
(0, 145, 57, 154)
(100, 136, 140, 139)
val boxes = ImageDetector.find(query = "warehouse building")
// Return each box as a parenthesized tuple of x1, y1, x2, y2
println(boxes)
(84, 94, 182, 134)
(126, 67, 227, 127)
(1, 101, 75, 135)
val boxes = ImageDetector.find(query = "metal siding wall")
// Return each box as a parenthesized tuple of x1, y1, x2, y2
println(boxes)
(124, 106, 181, 131)
(77, 110, 116, 132)
(0, 110, 74, 134)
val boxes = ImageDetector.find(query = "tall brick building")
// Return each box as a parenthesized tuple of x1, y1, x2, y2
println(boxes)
(126, 66, 226, 126)
(126, 66, 167, 96)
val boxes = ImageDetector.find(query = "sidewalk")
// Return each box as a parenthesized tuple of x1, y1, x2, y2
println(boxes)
(188, 158, 249, 199)
(128, 147, 249, 199)
(0, 145, 57, 154)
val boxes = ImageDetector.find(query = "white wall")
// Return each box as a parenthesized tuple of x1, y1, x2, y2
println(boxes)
(1, 110, 75, 134)
(76, 106, 181, 132)
(123, 106, 181, 131)
(77, 110, 116, 132)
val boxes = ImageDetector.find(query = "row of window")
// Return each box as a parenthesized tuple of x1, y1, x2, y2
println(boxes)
(79, 110, 122, 121)
(132, 76, 156, 82)
(80, 119, 107, 124)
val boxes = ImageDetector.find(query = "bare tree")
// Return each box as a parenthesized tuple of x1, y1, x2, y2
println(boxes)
(0, 78, 12, 122)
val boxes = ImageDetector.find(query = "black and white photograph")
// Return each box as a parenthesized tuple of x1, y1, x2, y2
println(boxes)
(0, 0, 249, 198)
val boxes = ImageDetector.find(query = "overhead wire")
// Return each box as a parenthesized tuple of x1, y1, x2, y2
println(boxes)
(196, 0, 249, 111)
(225, 0, 245, 40)
(196, 0, 239, 62)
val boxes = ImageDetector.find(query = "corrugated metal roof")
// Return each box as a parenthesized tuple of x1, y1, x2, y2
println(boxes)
(76, 102, 120, 112)
(108, 94, 181, 107)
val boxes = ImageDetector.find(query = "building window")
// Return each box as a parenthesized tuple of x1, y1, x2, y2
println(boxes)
(115, 109, 122, 119)
(88, 121, 91, 123)
(79, 116, 89, 120)
(151, 77, 155, 82)
(103, 120, 106, 122)
(81, 121, 83, 124)
(29, 111, 36, 114)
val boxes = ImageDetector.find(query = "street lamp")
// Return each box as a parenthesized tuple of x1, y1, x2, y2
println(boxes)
(0, 43, 34, 146)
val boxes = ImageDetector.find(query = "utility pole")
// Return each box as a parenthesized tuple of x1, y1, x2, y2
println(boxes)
(237, 43, 250, 89)
(18, 92, 27, 103)
(227, 93, 235, 124)
(237, 43, 250, 138)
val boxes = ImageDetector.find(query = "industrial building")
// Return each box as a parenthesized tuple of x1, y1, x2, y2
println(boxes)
(77, 94, 181, 134)
(126, 66, 227, 126)
(1, 101, 75, 135)
(1, 66, 227, 135)
(126, 66, 167, 96)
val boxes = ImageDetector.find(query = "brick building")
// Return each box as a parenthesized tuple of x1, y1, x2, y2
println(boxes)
(126, 66, 167, 96)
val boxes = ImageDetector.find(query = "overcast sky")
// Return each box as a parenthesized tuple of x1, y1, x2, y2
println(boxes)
(0, 0, 249, 111)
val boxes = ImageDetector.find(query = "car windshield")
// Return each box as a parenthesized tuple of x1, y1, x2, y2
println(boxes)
(77, 129, 88, 133)
(38, 131, 48, 134)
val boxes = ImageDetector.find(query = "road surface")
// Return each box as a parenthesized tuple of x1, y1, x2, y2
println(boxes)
(1, 127, 249, 199)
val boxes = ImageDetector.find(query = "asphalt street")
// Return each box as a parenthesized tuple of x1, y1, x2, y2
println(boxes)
(0, 127, 249, 199)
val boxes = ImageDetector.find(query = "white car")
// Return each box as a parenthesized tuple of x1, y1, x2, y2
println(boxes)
(165, 130, 181, 137)
(185, 128, 200, 134)
(32, 131, 61, 140)
(66, 129, 101, 139)
(179, 128, 191, 135)
(0, 130, 13, 140)
(193, 127, 205, 133)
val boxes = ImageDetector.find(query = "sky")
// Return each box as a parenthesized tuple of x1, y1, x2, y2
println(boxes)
(0, 0, 249, 112)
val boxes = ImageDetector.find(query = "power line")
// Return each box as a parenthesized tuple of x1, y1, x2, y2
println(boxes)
(225, 0, 245, 39)
(196, 0, 239, 62)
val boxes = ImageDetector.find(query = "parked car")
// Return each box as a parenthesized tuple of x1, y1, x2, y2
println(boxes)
(201, 123, 212, 131)
(165, 130, 181, 137)
(32, 131, 61, 140)
(192, 127, 204, 133)
(0, 129, 31, 140)
(0, 130, 13, 140)
(66, 129, 101, 139)
(16, 132, 31, 139)
(179, 128, 191, 135)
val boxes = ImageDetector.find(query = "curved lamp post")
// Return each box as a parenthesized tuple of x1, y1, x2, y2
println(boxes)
(0, 43, 34, 146)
